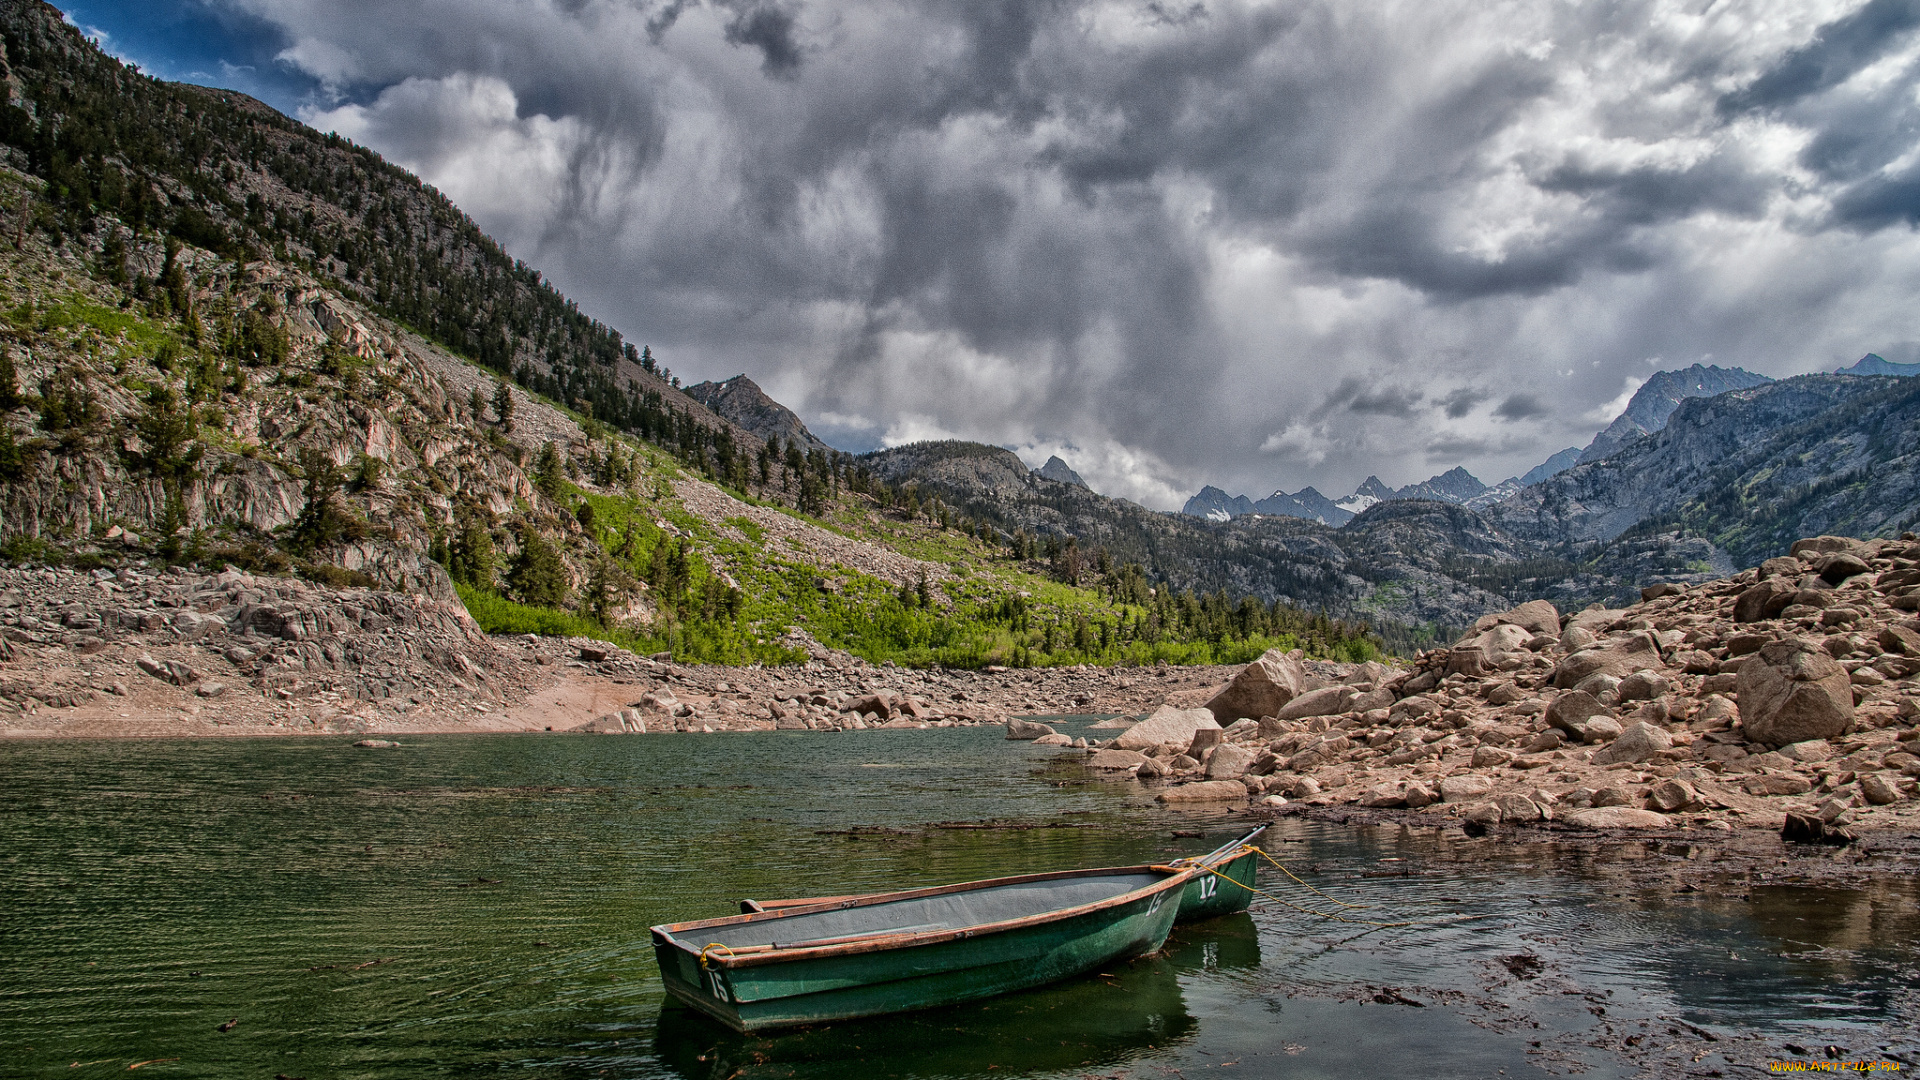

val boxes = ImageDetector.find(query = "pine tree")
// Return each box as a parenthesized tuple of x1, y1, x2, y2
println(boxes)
(447, 510, 495, 590)
(289, 448, 351, 553)
(534, 441, 564, 500)
(492, 380, 515, 431)
(507, 525, 567, 608)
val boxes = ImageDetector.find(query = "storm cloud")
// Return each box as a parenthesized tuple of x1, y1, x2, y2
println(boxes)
(76, 0, 1920, 507)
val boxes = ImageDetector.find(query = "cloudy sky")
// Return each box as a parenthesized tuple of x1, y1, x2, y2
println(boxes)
(61, 0, 1920, 509)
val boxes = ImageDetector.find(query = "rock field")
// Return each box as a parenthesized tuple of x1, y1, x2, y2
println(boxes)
(1027, 533, 1920, 841)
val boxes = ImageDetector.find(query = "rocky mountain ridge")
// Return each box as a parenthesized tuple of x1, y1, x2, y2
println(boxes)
(1576, 363, 1774, 464)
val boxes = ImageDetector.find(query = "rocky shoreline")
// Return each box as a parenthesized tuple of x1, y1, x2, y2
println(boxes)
(6, 534, 1918, 853)
(1022, 533, 1920, 851)
(0, 561, 1251, 737)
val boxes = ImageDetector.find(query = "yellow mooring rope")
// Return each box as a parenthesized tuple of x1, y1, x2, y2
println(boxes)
(1197, 850, 1419, 929)
(1245, 846, 1374, 910)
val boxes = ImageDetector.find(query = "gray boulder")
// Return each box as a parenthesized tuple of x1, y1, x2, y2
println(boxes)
(1736, 638, 1854, 746)
(1552, 633, 1664, 688)
(1115, 705, 1221, 751)
(1274, 685, 1356, 722)
(1438, 774, 1493, 802)
(1590, 720, 1672, 766)
(1544, 691, 1615, 741)
(1205, 742, 1257, 780)
(1564, 806, 1669, 828)
(1204, 648, 1306, 722)
(1499, 599, 1561, 637)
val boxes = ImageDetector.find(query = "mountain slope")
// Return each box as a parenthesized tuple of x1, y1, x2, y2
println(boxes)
(1489, 374, 1920, 561)
(0, 1, 1389, 670)
(0, 0, 762, 457)
(1577, 363, 1773, 463)
(1519, 447, 1582, 486)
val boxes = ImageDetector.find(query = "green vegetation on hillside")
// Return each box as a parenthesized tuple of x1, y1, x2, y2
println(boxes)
(0, 2, 1388, 667)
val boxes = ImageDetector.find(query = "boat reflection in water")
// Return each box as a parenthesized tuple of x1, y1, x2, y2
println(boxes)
(654, 912, 1261, 1080)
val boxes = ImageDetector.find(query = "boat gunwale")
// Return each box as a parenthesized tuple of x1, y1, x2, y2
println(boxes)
(653, 863, 1197, 969)
(738, 825, 1272, 916)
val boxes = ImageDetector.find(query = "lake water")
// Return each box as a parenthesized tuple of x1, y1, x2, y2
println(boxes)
(3, 720, 1916, 1079)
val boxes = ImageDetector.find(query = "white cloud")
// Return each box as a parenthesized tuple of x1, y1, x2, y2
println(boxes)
(195, 0, 1920, 506)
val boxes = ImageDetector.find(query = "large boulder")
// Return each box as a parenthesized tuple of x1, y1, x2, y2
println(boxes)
(1817, 552, 1871, 584)
(1274, 685, 1356, 722)
(1087, 748, 1149, 770)
(1566, 607, 1627, 635)
(1438, 774, 1494, 802)
(1455, 622, 1535, 661)
(1552, 633, 1664, 688)
(1544, 691, 1616, 742)
(1114, 705, 1221, 751)
(1590, 721, 1672, 766)
(1499, 599, 1561, 637)
(1203, 648, 1306, 722)
(1736, 639, 1855, 746)
(1733, 578, 1796, 623)
(1564, 806, 1670, 829)
(1205, 742, 1257, 780)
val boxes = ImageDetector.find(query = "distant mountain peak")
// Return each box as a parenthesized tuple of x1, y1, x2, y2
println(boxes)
(683, 374, 831, 454)
(1839, 353, 1920, 377)
(1396, 467, 1487, 503)
(1035, 455, 1088, 488)
(1183, 485, 1253, 522)
(1578, 363, 1773, 464)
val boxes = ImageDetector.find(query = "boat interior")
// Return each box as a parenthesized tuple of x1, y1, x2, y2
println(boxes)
(666, 870, 1169, 952)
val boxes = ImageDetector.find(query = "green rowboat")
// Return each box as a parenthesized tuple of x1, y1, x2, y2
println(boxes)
(741, 825, 1270, 925)
(1166, 825, 1267, 922)
(651, 863, 1195, 1033)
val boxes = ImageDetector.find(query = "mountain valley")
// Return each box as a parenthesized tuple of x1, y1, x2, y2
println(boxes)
(1, 0, 1919, 699)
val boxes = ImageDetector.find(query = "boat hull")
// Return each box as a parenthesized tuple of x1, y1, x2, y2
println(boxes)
(654, 869, 1187, 1032)
(1175, 843, 1261, 922)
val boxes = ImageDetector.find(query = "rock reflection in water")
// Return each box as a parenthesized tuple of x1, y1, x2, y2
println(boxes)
(652, 915, 1259, 1080)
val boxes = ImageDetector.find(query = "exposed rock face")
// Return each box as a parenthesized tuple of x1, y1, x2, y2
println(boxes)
(1575, 363, 1773, 464)
(1204, 648, 1305, 722)
(1034, 456, 1088, 488)
(1737, 639, 1855, 746)
(682, 375, 834, 456)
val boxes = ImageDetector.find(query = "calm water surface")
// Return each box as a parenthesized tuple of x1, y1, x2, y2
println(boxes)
(2, 720, 1915, 1079)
